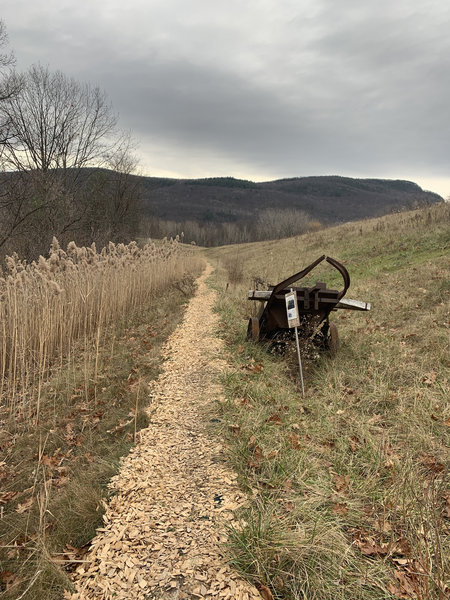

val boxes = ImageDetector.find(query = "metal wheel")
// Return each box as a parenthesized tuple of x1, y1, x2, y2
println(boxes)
(328, 322, 339, 356)
(246, 317, 260, 342)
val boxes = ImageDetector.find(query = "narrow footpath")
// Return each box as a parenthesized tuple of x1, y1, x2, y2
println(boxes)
(70, 263, 261, 600)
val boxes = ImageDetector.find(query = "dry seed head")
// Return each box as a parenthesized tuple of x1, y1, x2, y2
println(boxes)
(5, 256, 17, 275)
(38, 255, 51, 275)
(51, 237, 60, 252)
(67, 241, 77, 257)
(49, 252, 59, 273)
(48, 280, 63, 295)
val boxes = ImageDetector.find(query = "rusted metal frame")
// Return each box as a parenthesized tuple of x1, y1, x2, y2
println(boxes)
(265, 255, 349, 312)
(268, 254, 326, 301)
(250, 256, 353, 345)
(248, 291, 371, 312)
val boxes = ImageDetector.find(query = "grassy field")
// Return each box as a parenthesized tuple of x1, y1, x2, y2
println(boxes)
(0, 240, 203, 599)
(207, 204, 449, 599)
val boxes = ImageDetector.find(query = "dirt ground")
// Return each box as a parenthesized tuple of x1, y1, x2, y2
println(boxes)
(69, 264, 261, 600)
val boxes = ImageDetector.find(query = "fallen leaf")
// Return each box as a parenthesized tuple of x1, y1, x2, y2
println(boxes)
(392, 558, 410, 566)
(267, 413, 282, 425)
(0, 491, 18, 504)
(392, 569, 418, 597)
(228, 424, 240, 435)
(0, 570, 19, 591)
(16, 496, 34, 514)
(391, 537, 412, 557)
(354, 538, 388, 556)
(349, 436, 360, 452)
(238, 396, 251, 405)
(288, 432, 301, 450)
(332, 502, 348, 517)
(247, 444, 264, 468)
(243, 361, 264, 373)
(256, 583, 273, 600)
(421, 454, 444, 474)
(422, 371, 437, 386)
(52, 476, 69, 487)
(247, 435, 257, 449)
(42, 454, 60, 468)
(333, 474, 350, 492)
(387, 582, 410, 598)
(253, 446, 263, 460)
(247, 460, 260, 469)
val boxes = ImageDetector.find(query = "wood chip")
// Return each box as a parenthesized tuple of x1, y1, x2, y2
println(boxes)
(69, 265, 261, 600)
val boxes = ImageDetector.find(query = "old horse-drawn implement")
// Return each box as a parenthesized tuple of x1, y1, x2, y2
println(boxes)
(247, 255, 370, 354)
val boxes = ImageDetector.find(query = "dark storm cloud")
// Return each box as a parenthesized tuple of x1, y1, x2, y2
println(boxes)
(1, 0, 449, 191)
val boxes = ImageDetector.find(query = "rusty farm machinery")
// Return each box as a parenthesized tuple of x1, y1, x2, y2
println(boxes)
(247, 255, 371, 355)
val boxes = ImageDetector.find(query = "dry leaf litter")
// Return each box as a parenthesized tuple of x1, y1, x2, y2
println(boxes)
(69, 264, 261, 600)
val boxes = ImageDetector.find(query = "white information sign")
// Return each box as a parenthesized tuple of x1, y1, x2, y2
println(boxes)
(285, 291, 300, 328)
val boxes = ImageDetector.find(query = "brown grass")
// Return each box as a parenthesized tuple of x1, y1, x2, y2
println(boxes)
(207, 203, 449, 599)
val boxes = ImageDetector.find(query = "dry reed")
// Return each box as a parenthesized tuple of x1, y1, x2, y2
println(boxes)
(0, 237, 203, 423)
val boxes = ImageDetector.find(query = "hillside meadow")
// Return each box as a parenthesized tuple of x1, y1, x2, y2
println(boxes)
(206, 203, 449, 599)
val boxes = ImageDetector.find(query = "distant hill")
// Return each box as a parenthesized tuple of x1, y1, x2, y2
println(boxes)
(139, 174, 443, 225)
(3, 168, 442, 250)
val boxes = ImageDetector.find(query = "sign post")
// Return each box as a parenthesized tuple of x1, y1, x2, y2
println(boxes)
(285, 289, 305, 397)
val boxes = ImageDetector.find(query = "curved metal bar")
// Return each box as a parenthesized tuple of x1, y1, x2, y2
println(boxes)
(263, 255, 326, 317)
(325, 256, 350, 299)
(271, 255, 326, 296)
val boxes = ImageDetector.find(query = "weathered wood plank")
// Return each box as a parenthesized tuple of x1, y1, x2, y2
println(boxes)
(335, 298, 371, 311)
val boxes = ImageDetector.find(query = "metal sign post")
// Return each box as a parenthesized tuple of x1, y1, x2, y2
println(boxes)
(285, 288, 305, 397)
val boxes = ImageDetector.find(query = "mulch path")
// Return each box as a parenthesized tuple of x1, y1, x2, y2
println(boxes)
(69, 264, 261, 600)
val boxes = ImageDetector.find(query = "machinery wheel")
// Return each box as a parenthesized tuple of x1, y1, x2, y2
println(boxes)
(328, 322, 339, 356)
(246, 317, 260, 342)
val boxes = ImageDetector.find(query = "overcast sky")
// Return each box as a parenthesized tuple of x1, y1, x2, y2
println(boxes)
(1, 0, 449, 197)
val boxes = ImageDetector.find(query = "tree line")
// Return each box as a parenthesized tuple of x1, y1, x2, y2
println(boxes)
(0, 20, 142, 261)
(143, 208, 319, 246)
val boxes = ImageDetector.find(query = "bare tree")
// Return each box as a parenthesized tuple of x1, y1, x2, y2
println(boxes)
(0, 62, 140, 256)
(79, 135, 143, 245)
(104, 135, 143, 240)
(0, 20, 20, 104)
(0, 64, 118, 173)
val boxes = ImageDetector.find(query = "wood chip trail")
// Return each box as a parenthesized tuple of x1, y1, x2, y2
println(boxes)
(70, 263, 261, 600)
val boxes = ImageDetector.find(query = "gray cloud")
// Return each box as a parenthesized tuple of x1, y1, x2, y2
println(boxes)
(1, 0, 449, 193)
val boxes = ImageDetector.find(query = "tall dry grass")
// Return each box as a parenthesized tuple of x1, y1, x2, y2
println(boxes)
(0, 237, 203, 422)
